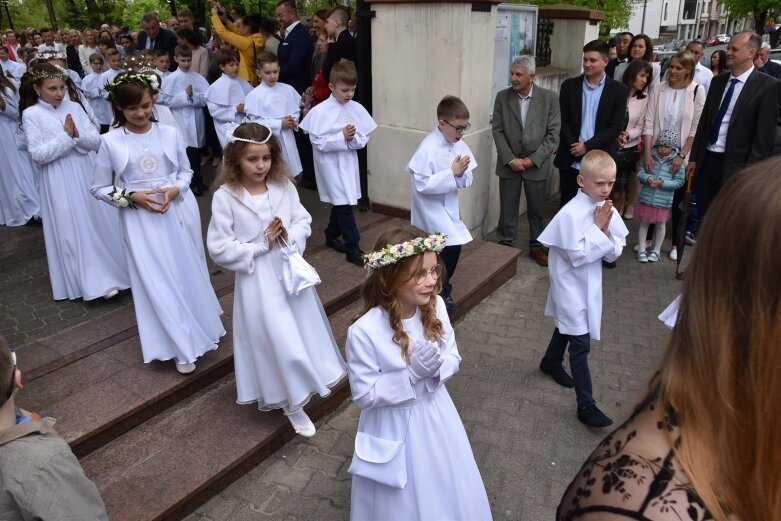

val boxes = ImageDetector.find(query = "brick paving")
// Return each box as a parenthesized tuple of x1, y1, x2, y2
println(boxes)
(185, 203, 686, 521)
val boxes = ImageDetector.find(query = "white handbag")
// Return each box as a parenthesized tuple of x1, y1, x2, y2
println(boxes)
(348, 432, 408, 489)
(279, 237, 321, 296)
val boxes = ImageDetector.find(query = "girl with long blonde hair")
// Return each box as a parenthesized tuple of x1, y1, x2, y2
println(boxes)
(346, 226, 491, 521)
(558, 158, 781, 521)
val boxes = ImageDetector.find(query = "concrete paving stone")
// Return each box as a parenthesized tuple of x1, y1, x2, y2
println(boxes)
(186, 495, 243, 521)
(251, 486, 331, 519)
(293, 447, 344, 478)
(300, 472, 351, 508)
(220, 480, 278, 508)
(261, 460, 316, 494)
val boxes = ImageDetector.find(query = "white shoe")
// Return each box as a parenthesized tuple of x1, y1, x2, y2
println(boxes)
(103, 288, 119, 299)
(175, 361, 196, 374)
(284, 410, 316, 437)
(647, 251, 660, 262)
(669, 247, 678, 261)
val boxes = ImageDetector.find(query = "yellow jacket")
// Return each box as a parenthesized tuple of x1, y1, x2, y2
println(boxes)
(211, 14, 265, 86)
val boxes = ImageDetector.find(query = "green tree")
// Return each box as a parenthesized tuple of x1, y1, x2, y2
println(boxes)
(523, 0, 641, 35)
(720, 0, 775, 35)
(121, 0, 171, 30)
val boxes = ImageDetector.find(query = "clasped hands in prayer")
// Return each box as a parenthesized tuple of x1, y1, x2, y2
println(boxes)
(263, 216, 288, 248)
(594, 201, 613, 235)
(130, 187, 181, 213)
(408, 340, 444, 383)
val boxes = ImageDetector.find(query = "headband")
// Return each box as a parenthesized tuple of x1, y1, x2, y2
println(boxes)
(223, 122, 272, 145)
(364, 233, 447, 270)
(27, 65, 68, 82)
(104, 71, 160, 101)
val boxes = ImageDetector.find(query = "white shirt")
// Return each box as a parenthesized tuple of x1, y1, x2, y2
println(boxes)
(707, 66, 753, 153)
(693, 62, 713, 93)
(517, 85, 533, 128)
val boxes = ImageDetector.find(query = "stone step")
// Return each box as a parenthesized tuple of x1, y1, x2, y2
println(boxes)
(78, 239, 520, 521)
(15, 214, 405, 458)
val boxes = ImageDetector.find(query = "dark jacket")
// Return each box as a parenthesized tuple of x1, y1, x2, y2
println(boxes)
(691, 68, 778, 181)
(322, 29, 357, 83)
(553, 74, 628, 170)
(65, 45, 84, 78)
(136, 28, 178, 71)
(760, 59, 781, 80)
(278, 23, 314, 94)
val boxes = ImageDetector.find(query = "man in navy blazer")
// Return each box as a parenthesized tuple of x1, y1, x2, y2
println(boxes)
(275, 0, 314, 94)
(687, 31, 779, 221)
(554, 40, 627, 208)
(136, 13, 177, 71)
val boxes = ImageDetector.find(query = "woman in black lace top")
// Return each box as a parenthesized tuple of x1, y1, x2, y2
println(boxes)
(558, 158, 781, 521)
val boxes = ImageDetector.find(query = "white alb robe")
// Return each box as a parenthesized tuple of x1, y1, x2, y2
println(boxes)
(207, 182, 346, 409)
(244, 81, 302, 176)
(0, 86, 40, 225)
(299, 94, 376, 205)
(659, 295, 681, 330)
(160, 68, 209, 148)
(538, 190, 628, 340)
(81, 72, 112, 126)
(346, 298, 492, 521)
(22, 98, 129, 300)
(204, 73, 252, 148)
(91, 123, 224, 363)
(406, 127, 476, 246)
(153, 103, 178, 130)
(99, 68, 124, 99)
(0, 58, 25, 81)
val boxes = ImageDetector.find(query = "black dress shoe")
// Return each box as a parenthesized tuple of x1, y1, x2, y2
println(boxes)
(498, 240, 513, 247)
(602, 260, 617, 269)
(346, 250, 365, 266)
(325, 236, 347, 253)
(442, 295, 458, 311)
(577, 404, 614, 428)
(539, 360, 574, 388)
(358, 198, 370, 212)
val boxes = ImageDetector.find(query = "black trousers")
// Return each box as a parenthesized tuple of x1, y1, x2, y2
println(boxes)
(325, 205, 360, 253)
(693, 150, 725, 224)
(185, 147, 203, 189)
(558, 167, 580, 208)
(439, 244, 461, 300)
(295, 129, 316, 183)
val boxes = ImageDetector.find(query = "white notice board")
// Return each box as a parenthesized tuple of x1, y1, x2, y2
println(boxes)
(491, 4, 538, 112)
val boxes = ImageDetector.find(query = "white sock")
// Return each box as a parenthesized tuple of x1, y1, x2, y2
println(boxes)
(283, 408, 311, 427)
(652, 222, 666, 255)
(638, 221, 650, 252)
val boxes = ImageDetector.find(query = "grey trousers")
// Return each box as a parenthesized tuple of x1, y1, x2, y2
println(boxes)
(497, 176, 547, 249)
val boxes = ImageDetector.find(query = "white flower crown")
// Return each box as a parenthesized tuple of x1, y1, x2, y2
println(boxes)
(364, 233, 447, 270)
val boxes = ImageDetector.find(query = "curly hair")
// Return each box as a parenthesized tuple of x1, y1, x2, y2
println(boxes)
(353, 226, 445, 362)
(213, 122, 291, 189)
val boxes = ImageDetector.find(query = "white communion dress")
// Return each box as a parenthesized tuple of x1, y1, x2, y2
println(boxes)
(22, 97, 129, 300)
(91, 123, 224, 363)
(346, 298, 493, 521)
(207, 181, 346, 410)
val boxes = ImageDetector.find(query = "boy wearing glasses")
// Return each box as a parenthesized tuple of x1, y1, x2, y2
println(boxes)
(0, 336, 108, 519)
(406, 95, 477, 311)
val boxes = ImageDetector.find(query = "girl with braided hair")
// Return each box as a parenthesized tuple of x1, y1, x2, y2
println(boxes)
(346, 226, 491, 521)
(19, 62, 129, 301)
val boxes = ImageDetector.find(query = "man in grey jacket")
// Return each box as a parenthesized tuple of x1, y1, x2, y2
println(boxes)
(492, 55, 561, 266)
(0, 336, 108, 521)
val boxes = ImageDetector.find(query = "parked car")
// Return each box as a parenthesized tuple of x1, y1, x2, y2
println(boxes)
(716, 34, 731, 43)
(705, 36, 719, 46)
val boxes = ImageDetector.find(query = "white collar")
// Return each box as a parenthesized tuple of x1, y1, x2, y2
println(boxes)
(729, 65, 754, 83)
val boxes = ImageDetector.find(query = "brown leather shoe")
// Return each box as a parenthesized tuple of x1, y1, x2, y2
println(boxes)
(530, 248, 548, 267)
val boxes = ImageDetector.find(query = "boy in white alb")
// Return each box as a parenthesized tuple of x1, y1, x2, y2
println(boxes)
(299, 59, 376, 266)
(160, 44, 210, 195)
(244, 51, 302, 178)
(81, 53, 112, 133)
(151, 50, 170, 82)
(205, 48, 252, 149)
(407, 95, 476, 312)
(0, 46, 24, 82)
(99, 49, 124, 100)
(537, 150, 628, 428)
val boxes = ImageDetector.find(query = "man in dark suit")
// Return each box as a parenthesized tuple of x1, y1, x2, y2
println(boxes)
(136, 13, 178, 71)
(554, 40, 627, 208)
(687, 31, 779, 221)
(322, 6, 356, 82)
(493, 55, 561, 266)
(275, 0, 313, 94)
(606, 31, 632, 79)
(756, 42, 781, 79)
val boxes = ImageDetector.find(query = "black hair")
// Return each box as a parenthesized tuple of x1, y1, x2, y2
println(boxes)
(621, 59, 653, 99)
(176, 27, 201, 47)
(583, 39, 610, 58)
(108, 74, 158, 128)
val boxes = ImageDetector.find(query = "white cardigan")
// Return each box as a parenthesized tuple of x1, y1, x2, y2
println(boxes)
(207, 180, 312, 275)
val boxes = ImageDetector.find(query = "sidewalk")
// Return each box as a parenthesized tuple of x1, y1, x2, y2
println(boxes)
(185, 209, 685, 521)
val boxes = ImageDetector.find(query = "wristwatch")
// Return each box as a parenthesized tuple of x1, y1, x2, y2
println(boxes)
(677, 152, 685, 159)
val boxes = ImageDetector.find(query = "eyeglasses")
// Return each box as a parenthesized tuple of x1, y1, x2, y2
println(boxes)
(443, 120, 471, 133)
(5, 350, 16, 401)
(414, 264, 443, 285)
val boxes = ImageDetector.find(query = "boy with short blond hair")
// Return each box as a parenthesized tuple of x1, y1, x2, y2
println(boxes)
(537, 150, 628, 428)
(0, 336, 108, 520)
(407, 95, 477, 311)
(99, 47, 124, 101)
(244, 51, 302, 177)
(300, 59, 376, 265)
(160, 44, 210, 195)
(205, 48, 253, 148)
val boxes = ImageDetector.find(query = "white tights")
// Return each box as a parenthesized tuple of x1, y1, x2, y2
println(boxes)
(638, 220, 666, 254)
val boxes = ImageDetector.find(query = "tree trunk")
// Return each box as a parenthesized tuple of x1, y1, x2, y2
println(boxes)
(754, 13, 767, 35)
(84, 0, 100, 28)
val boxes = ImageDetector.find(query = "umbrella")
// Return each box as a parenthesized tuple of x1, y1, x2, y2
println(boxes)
(675, 175, 694, 280)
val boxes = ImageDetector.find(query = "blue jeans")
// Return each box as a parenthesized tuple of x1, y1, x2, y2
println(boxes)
(542, 328, 594, 408)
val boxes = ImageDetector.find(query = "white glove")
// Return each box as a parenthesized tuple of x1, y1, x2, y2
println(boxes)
(407, 341, 443, 383)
